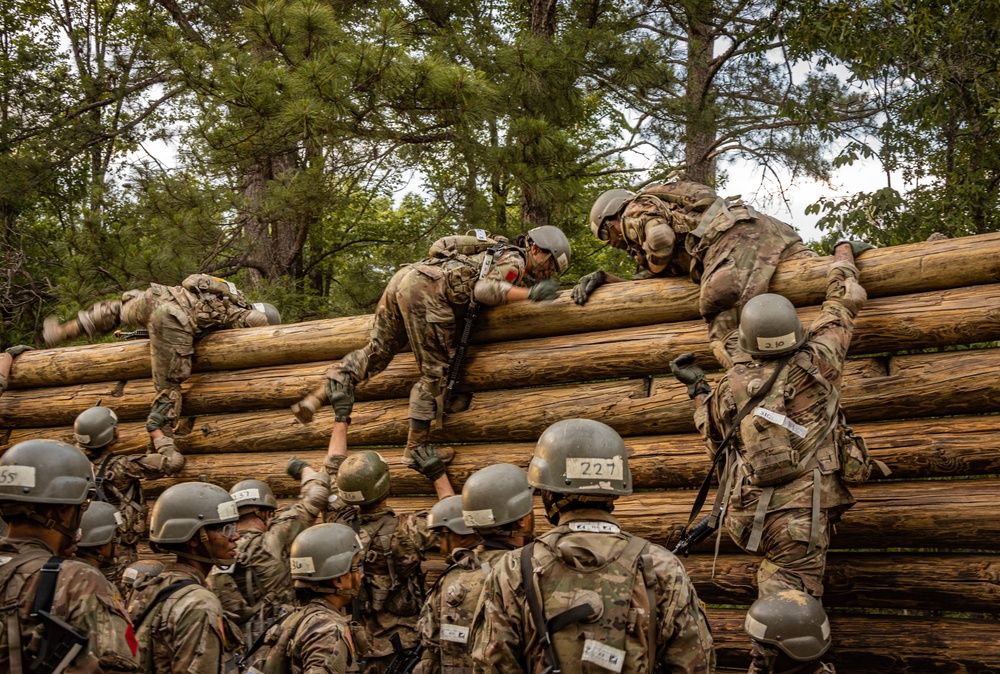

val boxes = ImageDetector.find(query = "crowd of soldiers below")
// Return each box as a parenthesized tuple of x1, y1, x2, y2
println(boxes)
(0, 175, 881, 674)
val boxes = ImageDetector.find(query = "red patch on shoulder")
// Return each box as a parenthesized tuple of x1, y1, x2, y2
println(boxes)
(126, 623, 138, 656)
(505, 270, 518, 282)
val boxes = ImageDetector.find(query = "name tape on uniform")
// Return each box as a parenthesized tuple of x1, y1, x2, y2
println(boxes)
(582, 639, 626, 673)
(230, 488, 260, 504)
(217, 500, 239, 520)
(753, 408, 808, 439)
(565, 456, 624, 481)
(341, 490, 365, 503)
(755, 331, 798, 353)
(114, 511, 124, 527)
(290, 557, 316, 574)
(568, 521, 621, 534)
(474, 228, 489, 241)
(463, 508, 495, 527)
(440, 623, 470, 644)
(0, 465, 36, 488)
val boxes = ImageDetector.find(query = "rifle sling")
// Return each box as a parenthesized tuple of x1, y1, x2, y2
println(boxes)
(520, 543, 563, 674)
(132, 579, 200, 630)
(682, 353, 794, 533)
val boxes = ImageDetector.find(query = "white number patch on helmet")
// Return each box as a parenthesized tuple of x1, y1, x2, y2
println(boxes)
(290, 557, 316, 574)
(564, 457, 624, 481)
(0, 465, 36, 487)
(756, 331, 797, 352)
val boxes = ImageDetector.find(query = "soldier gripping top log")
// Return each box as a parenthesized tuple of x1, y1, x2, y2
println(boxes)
(291, 226, 572, 467)
(41, 274, 281, 436)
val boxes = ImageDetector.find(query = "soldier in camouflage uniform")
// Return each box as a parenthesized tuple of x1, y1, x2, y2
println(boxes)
(578, 177, 818, 366)
(472, 419, 716, 674)
(76, 500, 125, 574)
(245, 523, 367, 674)
(123, 560, 165, 606)
(0, 344, 32, 394)
(43, 274, 281, 432)
(323, 415, 455, 674)
(129, 481, 242, 674)
(671, 242, 868, 603)
(74, 403, 185, 593)
(744, 590, 835, 674)
(207, 467, 330, 653)
(417, 464, 534, 674)
(294, 226, 572, 465)
(0, 439, 138, 673)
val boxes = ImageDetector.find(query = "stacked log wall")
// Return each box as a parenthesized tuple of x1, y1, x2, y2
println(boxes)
(3, 234, 1000, 673)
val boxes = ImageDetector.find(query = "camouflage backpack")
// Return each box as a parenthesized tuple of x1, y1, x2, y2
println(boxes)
(356, 513, 426, 618)
(242, 603, 319, 674)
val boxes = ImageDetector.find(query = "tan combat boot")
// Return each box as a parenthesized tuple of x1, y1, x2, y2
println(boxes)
(42, 317, 84, 347)
(291, 385, 328, 425)
(401, 428, 454, 466)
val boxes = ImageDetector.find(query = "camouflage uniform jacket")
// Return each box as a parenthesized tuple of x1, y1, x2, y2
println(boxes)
(411, 245, 529, 308)
(0, 536, 138, 673)
(209, 472, 330, 625)
(418, 543, 518, 674)
(471, 509, 716, 674)
(694, 260, 867, 521)
(119, 281, 265, 336)
(324, 455, 437, 659)
(254, 598, 363, 674)
(128, 563, 234, 674)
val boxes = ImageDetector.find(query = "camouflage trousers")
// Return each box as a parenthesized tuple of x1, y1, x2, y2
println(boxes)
(698, 218, 817, 368)
(727, 507, 832, 600)
(335, 266, 457, 422)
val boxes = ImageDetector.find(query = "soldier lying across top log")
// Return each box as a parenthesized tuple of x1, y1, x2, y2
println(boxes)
(4, 175, 1000, 674)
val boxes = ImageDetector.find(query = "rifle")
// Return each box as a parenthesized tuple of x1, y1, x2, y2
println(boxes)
(28, 610, 89, 674)
(385, 632, 423, 674)
(444, 244, 500, 399)
(671, 514, 715, 557)
(114, 328, 149, 341)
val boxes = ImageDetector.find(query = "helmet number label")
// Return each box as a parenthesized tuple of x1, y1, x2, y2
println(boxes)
(0, 465, 36, 487)
(565, 457, 624, 481)
(290, 557, 316, 574)
(754, 408, 808, 439)
(463, 508, 496, 527)
(341, 490, 365, 503)
(217, 500, 239, 520)
(756, 331, 797, 352)
(582, 639, 625, 673)
(230, 489, 260, 504)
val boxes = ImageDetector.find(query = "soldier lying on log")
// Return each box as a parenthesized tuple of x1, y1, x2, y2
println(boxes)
(42, 274, 281, 435)
(291, 226, 571, 467)
(577, 173, 875, 366)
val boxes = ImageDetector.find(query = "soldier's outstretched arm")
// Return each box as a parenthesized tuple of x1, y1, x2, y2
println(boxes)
(130, 435, 185, 478)
(264, 465, 331, 558)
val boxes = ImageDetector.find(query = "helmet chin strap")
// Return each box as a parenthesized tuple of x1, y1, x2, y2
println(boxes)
(175, 528, 233, 567)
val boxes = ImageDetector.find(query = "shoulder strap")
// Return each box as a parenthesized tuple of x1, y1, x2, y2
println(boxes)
(519, 543, 564, 674)
(682, 353, 795, 533)
(29, 556, 64, 617)
(132, 579, 200, 630)
(94, 454, 115, 502)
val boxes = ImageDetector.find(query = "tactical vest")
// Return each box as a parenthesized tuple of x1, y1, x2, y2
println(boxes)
(415, 232, 520, 306)
(357, 513, 425, 618)
(91, 453, 146, 545)
(247, 601, 360, 674)
(131, 577, 203, 671)
(727, 354, 839, 488)
(521, 524, 658, 674)
(0, 549, 70, 672)
(226, 532, 293, 648)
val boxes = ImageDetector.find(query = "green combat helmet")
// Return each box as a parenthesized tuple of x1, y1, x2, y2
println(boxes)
(336, 451, 391, 505)
(589, 189, 634, 238)
(251, 302, 282, 326)
(526, 226, 572, 273)
(123, 560, 164, 588)
(744, 589, 832, 661)
(290, 523, 362, 583)
(73, 405, 118, 450)
(149, 482, 238, 545)
(0, 439, 95, 505)
(738, 293, 807, 358)
(428, 495, 473, 535)
(462, 463, 533, 530)
(78, 501, 123, 548)
(528, 418, 632, 496)
(230, 479, 278, 517)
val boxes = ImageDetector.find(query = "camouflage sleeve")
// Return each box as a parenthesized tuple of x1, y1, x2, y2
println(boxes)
(125, 436, 185, 479)
(416, 583, 443, 674)
(169, 588, 227, 674)
(263, 472, 330, 559)
(621, 195, 691, 271)
(207, 571, 254, 623)
(693, 379, 735, 461)
(471, 552, 527, 674)
(295, 614, 352, 674)
(408, 511, 439, 555)
(806, 260, 866, 379)
(473, 249, 526, 306)
(231, 308, 269, 328)
(62, 562, 139, 672)
(649, 549, 716, 673)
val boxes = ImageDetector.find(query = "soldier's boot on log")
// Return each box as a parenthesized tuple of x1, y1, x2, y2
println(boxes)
(43, 301, 122, 347)
(401, 425, 454, 466)
(43, 317, 83, 347)
(291, 385, 328, 425)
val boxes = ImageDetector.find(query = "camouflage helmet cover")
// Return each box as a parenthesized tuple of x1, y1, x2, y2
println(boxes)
(0, 439, 95, 505)
(738, 293, 807, 358)
(528, 418, 632, 496)
(462, 463, 534, 529)
(428, 495, 474, 535)
(290, 523, 362, 581)
(336, 451, 391, 505)
(745, 589, 832, 661)
(73, 405, 118, 449)
(149, 482, 239, 544)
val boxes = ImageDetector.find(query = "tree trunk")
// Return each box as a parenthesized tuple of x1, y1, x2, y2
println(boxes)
(684, 1, 718, 183)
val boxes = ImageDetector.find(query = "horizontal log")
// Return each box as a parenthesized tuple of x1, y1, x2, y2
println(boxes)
(7, 347, 1000, 456)
(10, 233, 1000, 389)
(6, 282, 1000, 426)
(707, 609, 1000, 673)
(139, 415, 1000, 497)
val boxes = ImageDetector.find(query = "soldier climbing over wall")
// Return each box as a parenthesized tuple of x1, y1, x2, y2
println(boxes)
(291, 226, 571, 466)
(42, 274, 281, 434)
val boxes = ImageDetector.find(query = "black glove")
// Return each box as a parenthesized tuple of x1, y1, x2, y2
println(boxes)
(571, 271, 606, 306)
(527, 280, 560, 302)
(4, 345, 33, 358)
(410, 446, 446, 482)
(325, 379, 355, 417)
(145, 398, 174, 433)
(833, 239, 876, 258)
(669, 352, 711, 399)
(286, 457, 308, 480)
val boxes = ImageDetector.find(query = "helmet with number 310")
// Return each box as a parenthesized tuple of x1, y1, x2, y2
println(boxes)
(528, 418, 632, 496)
